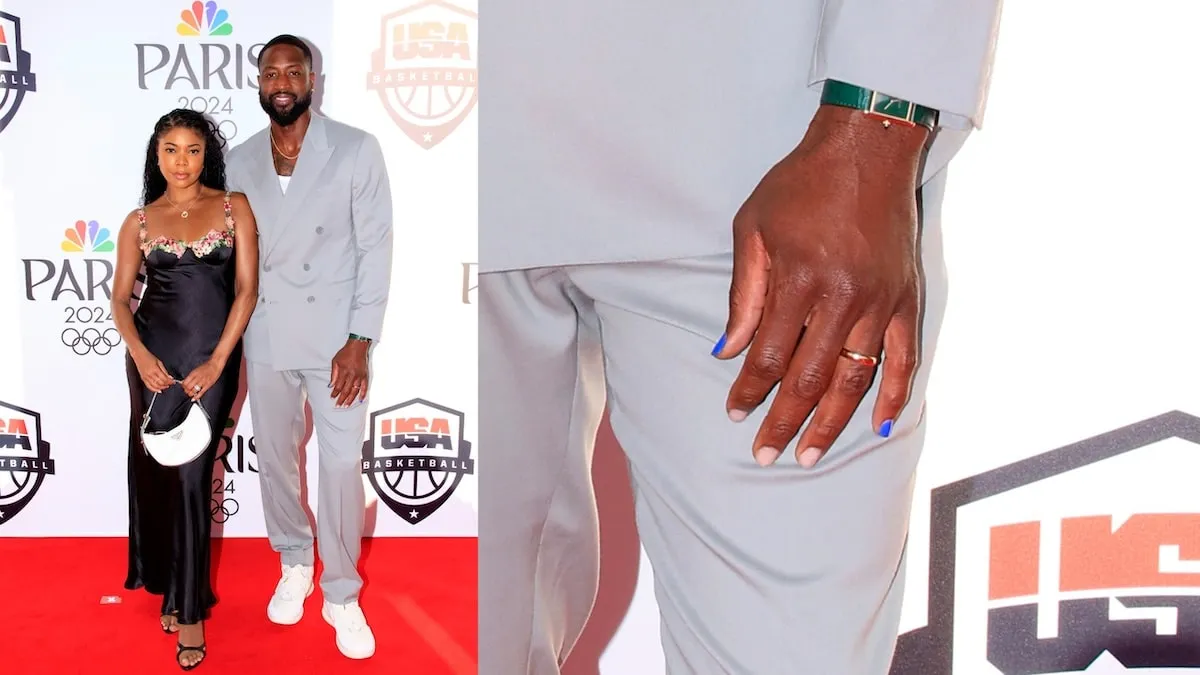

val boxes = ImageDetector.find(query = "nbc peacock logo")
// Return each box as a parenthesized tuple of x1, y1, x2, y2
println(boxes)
(61, 220, 115, 254)
(176, 1, 233, 37)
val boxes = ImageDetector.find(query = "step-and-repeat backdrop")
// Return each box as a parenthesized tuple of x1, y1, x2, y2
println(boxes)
(0, 0, 478, 538)
(598, 1, 1200, 673)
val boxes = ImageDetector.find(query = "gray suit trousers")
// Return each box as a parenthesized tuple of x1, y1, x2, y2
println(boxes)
(479, 172, 950, 674)
(246, 360, 370, 605)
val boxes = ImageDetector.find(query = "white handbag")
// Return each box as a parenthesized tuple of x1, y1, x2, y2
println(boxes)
(140, 391, 213, 467)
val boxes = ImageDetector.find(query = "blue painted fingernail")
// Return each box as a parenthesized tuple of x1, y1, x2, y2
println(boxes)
(879, 419, 894, 438)
(711, 333, 727, 357)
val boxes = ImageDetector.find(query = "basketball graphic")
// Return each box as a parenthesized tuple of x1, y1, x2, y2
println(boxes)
(367, 0, 477, 149)
(361, 398, 474, 524)
(0, 11, 38, 136)
(0, 400, 55, 526)
(0, 465, 32, 504)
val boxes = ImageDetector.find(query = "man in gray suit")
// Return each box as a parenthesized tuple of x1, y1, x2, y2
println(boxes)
(481, 2, 1002, 673)
(226, 34, 392, 660)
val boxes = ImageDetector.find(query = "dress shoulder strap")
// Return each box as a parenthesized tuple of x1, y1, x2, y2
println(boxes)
(223, 191, 234, 229)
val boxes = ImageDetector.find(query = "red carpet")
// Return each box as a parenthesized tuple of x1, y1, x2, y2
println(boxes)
(0, 537, 476, 674)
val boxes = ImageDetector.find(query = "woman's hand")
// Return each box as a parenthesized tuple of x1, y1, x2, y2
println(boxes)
(180, 359, 224, 401)
(133, 351, 175, 393)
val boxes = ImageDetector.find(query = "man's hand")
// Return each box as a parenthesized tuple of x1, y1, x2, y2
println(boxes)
(714, 104, 930, 468)
(330, 339, 371, 408)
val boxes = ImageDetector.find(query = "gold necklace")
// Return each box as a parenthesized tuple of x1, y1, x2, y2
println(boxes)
(165, 192, 201, 219)
(271, 131, 301, 161)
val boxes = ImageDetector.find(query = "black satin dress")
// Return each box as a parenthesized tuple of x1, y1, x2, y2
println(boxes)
(124, 193, 242, 625)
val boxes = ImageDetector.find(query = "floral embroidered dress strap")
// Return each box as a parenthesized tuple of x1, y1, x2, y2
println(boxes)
(223, 191, 233, 231)
(136, 206, 149, 254)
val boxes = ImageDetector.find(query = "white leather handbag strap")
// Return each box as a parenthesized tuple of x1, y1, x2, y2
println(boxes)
(140, 392, 158, 433)
(141, 392, 207, 433)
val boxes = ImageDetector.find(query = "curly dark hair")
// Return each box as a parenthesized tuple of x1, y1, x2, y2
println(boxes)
(141, 108, 228, 206)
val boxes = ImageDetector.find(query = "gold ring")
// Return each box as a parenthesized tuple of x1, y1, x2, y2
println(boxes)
(839, 348, 880, 367)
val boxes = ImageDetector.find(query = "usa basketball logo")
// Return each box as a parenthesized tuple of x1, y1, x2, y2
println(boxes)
(892, 411, 1200, 674)
(367, 0, 477, 150)
(361, 398, 474, 524)
(0, 400, 55, 527)
(0, 12, 36, 135)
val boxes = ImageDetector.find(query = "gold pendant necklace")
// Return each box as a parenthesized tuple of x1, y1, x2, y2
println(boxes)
(166, 193, 200, 219)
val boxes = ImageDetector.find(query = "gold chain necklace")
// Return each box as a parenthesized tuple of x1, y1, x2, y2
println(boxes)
(271, 131, 301, 161)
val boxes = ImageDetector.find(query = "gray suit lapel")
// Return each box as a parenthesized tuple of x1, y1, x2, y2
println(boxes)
(252, 131, 283, 229)
(260, 114, 334, 258)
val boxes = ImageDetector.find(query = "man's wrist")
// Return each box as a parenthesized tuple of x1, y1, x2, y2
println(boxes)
(807, 104, 928, 172)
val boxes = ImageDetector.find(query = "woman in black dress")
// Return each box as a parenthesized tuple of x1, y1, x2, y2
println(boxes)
(110, 109, 259, 670)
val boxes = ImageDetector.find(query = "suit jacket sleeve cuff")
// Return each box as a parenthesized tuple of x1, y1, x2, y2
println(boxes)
(348, 317, 383, 343)
(349, 313, 386, 345)
(808, 0, 1002, 133)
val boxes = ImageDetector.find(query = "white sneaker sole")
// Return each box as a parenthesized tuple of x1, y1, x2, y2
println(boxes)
(267, 581, 314, 625)
(321, 605, 376, 659)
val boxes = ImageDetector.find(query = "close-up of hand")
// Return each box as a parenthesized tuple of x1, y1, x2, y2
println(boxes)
(133, 350, 176, 394)
(330, 340, 370, 408)
(714, 105, 930, 468)
(180, 359, 223, 402)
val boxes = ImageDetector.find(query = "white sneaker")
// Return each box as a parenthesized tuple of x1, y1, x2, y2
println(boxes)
(322, 600, 376, 659)
(267, 563, 314, 625)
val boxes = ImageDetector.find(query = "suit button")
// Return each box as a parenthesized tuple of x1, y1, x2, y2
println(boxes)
(264, 264, 272, 271)
(303, 263, 310, 271)
(307, 296, 315, 303)
(316, 226, 324, 234)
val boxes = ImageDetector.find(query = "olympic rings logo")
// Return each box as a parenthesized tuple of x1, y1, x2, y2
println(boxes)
(60, 327, 122, 356)
(210, 497, 240, 523)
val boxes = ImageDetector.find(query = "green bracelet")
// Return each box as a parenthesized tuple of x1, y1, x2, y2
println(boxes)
(349, 333, 372, 343)
(820, 80, 939, 130)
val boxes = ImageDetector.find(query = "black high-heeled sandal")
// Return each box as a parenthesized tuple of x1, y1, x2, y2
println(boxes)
(176, 642, 207, 671)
